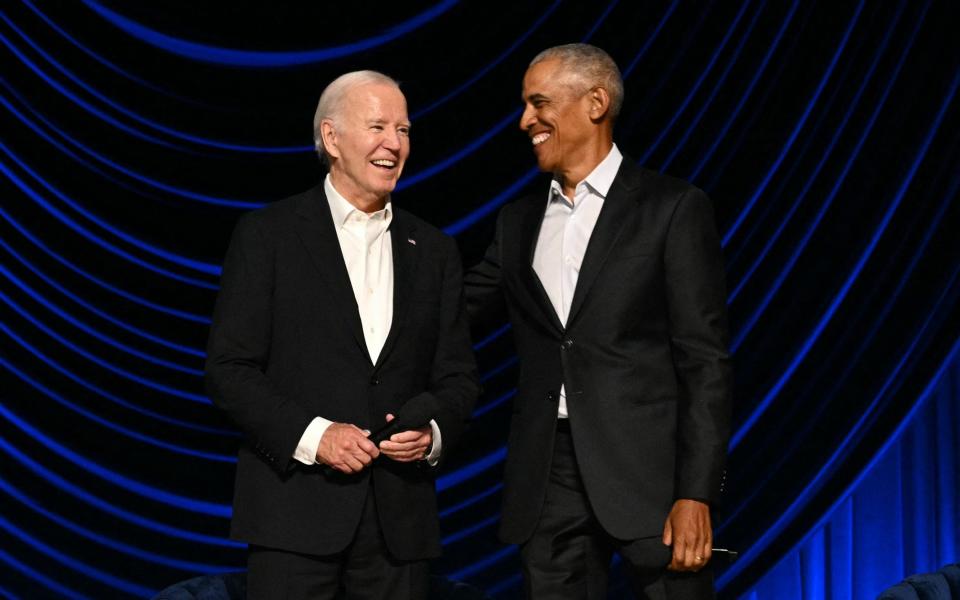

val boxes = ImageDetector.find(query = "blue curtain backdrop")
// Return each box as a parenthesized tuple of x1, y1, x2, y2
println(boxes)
(737, 340, 960, 600)
(1, 1, 958, 598)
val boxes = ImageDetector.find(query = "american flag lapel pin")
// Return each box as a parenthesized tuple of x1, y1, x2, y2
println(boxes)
(407, 238, 416, 245)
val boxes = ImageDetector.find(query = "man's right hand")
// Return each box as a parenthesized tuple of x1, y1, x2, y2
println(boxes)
(316, 423, 379, 473)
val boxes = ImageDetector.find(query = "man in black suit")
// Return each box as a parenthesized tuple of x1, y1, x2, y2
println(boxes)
(465, 45, 733, 599)
(206, 71, 479, 599)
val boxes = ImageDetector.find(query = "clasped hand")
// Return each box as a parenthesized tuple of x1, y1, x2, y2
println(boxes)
(317, 415, 432, 473)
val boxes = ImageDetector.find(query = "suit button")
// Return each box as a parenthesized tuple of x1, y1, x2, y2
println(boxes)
(546, 391, 556, 402)
(370, 376, 380, 386)
(561, 339, 573, 350)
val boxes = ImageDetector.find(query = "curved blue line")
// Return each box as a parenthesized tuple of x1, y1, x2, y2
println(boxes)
(0, 292, 211, 404)
(411, 0, 566, 119)
(640, 0, 754, 165)
(0, 324, 234, 435)
(444, 167, 541, 235)
(727, 0, 905, 307)
(730, 57, 959, 449)
(0, 11, 305, 154)
(0, 207, 210, 323)
(0, 513, 156, 596)
(0, 433, 241, 546)
(480, 356, 519, 383)
(439, 483, 503, 519)
(22, 0, 201, 102)
(719, 332, 960, 588)
(721, 1, 865, 246)
(445, 546, 517, 580)
(0, 548, 86, 600)
(621, 0, 682, 78)
(473, 389, 516, 418)
(0, 476, 234, 573)
(0, 402, 231, 517)
(437, 447, 507, 492)
(1, 355, 235, 461)
(0, 140, 220, 275)
(687, 1, 798, 182)
(0, 83, 263, 209)
(0, 29, 196, 153)
(0, 236, 204, 357)
(473, 323, 512, 351)
(81, 0, 460, 67)
(1, 264, 203, 375)
(659, 0, 767, 171)
(398, 110, 521, 190)
(442, 514, 499, 545)
(720, 148, 960, 534)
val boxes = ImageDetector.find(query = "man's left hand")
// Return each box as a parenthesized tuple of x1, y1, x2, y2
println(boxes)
(662, 499, 712, 572)
(378, 413, 432, 462)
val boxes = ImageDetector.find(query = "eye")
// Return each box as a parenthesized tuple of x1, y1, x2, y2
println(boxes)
(398, 127, 410, 136)
(370, 125, 384, 132)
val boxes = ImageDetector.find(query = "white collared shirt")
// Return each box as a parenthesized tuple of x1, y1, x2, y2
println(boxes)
(533, 144, 623, 418)
(294, 174, 441, 465)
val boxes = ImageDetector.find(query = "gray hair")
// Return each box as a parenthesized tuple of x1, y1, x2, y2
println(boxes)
(312, 70, 401, 164)
(530, 44, 623, 120)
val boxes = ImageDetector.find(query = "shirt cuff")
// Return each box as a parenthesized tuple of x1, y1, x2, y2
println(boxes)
(293, 417, 334, 465)
(424, 418, 442, 466)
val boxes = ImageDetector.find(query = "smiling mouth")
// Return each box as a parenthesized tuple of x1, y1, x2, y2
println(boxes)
(371, 159, 397, 170)
(531, 132, 551, 146)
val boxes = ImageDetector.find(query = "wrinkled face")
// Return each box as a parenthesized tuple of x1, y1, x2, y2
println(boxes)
(324, 83, 410, 206)
(519, 59, 594, 174)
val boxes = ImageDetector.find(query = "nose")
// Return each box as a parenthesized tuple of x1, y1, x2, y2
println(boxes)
(519, 104, 536, 132)
(382, 128, 401, 151)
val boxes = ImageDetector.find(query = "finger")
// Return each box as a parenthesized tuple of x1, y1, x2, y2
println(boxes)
(356, 437, 380, 457)
(662, 518, 673, 546)
(388, 430, 424, 443)
(381, 439, 428, 452)
(343, 455, 364, 473)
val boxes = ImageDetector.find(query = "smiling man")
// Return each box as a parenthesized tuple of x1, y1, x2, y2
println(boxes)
(206, 71, 478, 599)
(465, 45, 733, 599)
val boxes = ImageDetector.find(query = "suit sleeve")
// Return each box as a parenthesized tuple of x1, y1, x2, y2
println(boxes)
(663, 188, 733, 504)
(204, 214, 314, 474)
(463, 208, 508, 335)
(410, 235, 480, 468)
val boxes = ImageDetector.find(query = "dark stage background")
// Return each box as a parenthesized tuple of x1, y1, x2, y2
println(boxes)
(1, 1, 959, 598)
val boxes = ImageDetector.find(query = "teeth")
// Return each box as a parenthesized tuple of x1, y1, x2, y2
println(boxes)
(372, 159, 396, 167)
(532, 132, 551, 146)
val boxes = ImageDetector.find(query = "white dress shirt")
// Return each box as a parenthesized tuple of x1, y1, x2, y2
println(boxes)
(293, 175, 441, 465)
(533, 144, 623, 418)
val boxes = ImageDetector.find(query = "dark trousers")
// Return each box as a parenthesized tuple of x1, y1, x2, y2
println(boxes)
(520, 422, 714, 600)
(246, 488, 429, 600)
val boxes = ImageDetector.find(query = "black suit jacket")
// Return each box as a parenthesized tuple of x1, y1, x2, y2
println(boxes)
(205, 183, 479, 559)
(466, 159, 732, 543)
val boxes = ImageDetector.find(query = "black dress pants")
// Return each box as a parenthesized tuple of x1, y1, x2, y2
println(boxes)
(520, 421, 714, 600)
(246, 486, 429, 600)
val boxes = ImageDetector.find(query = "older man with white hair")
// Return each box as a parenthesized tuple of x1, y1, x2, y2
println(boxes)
(206, 71, 479, 599)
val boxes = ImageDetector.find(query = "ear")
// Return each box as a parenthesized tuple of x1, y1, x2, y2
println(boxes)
(319, 119, 340, 160)
(587, 87, 611, 122)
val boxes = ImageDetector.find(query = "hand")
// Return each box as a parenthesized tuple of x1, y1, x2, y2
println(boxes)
(378, 414, 432, 462)
(662, 499, 712, 572)
(316, 422, 379, 474)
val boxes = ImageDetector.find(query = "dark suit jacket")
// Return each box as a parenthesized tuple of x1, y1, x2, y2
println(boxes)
(205, 183, 479, 560)
(466, 159, 732, 544)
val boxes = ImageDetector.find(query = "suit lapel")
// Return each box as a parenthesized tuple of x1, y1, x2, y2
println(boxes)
(516, 199, 565, 334)
(566, 162, 642, 327)
(374, 211, 417, 370)
(293, 185, 370, 362)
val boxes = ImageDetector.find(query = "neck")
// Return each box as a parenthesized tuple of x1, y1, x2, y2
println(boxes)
(557, 135, 613, 199)
(329, 171, 387, 213)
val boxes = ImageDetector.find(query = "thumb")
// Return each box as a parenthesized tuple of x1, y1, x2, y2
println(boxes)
(662, 517, 673, 546)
